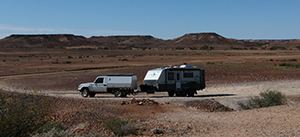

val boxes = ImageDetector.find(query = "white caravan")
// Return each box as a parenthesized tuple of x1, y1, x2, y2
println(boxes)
(140, 65, 205, 97)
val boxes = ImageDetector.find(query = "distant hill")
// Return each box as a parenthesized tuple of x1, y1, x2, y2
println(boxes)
(0, 33, 299, 50)
(0, 34, 86, 48)
(88, 35, 166, 48)
(171, 33, 237, 44)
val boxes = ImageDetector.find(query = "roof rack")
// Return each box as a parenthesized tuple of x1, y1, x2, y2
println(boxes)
(106, 74, 134, 76)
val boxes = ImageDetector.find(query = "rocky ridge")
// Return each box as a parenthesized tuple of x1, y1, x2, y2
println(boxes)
(0, 33, 299, 50)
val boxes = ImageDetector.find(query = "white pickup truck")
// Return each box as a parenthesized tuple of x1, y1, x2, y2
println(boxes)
(78, 74, 137, 97)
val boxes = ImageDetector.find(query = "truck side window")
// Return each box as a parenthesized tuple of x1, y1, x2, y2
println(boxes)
(95, 78, 104, 83)
(168, 72, 174, 80)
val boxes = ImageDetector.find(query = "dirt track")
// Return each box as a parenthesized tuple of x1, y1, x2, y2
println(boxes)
(1, 76, 299, 110)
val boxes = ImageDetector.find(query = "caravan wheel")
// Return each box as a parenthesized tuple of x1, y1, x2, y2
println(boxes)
(188, 89, 195, 97)
(168, 90, 175, 97)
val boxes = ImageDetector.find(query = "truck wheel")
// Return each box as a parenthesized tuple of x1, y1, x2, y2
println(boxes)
(81, 88, 90, 97)
(168, 90, 174, 97)
(188, 89, 195, 97)
(114, 91, 121, 97)
(90, 92, 96, 97)
(115, 91, 126, 97)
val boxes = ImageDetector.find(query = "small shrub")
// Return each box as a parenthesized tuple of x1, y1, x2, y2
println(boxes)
(152, 128, 164, 135)
(278, 63, 291, 67)
(175, 47, 184, 50)
(140, 47, 147, 50)
(206, 61, 215, 64)
(288, 59, 298, 62)
(269, 46, 286, 50)
(0, 91, 54, 137)
(35, 121, 65, 134)
(107, 55, 116, 57)
(104, 117, 137, 136)
(63, 61, 72, 64)
(200, 45, 209, 50)
(189, 47, 197, 50)
(278, 63, 300, 68)
(121, 58, 128, 61)
(32, 128, 75, 137)
(238, 90, 286, 110)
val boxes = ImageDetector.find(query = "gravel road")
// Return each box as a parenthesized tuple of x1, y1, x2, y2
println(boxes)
(1, 79, 299, 110)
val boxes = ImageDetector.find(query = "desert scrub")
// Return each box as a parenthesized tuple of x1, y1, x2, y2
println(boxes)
(278, 63, 300, 68)
(104, 116, 138, 136)
(152, 128, 164, 135)
(238, 90, 286, 110)
(0, 91, 55, 137)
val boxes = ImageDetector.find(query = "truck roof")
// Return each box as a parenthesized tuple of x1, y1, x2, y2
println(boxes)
(106, 74, 134, 76)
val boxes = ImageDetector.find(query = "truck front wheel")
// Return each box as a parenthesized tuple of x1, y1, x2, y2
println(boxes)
(81, 88, 90, 97)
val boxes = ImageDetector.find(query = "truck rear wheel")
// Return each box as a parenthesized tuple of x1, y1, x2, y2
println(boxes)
(81, 88, 90, 97)
(115, 91, 126, 97)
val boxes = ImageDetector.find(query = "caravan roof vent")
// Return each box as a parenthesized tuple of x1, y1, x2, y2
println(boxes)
(180, 65, 193, 68)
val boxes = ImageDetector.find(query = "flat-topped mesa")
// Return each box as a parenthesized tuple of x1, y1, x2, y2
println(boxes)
(89, 35, 164, 43)
(5, 34, 86, 42)
(0, 34, 87, 48)
(171, 32, 237, 44)
(0, 33, 298, 49)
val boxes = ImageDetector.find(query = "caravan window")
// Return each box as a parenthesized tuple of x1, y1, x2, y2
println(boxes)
(168, 72, 174, 80)
(184, 72, 193, 78)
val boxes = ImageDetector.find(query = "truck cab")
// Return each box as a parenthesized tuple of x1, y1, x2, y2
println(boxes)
(91, 76, 107, 92)
(78, 74, 137, 98)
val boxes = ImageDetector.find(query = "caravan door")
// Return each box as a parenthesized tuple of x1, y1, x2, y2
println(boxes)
(176, 72, 181, 91)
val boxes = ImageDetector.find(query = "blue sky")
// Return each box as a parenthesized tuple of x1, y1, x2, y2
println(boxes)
(0, 0, 299, 40)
